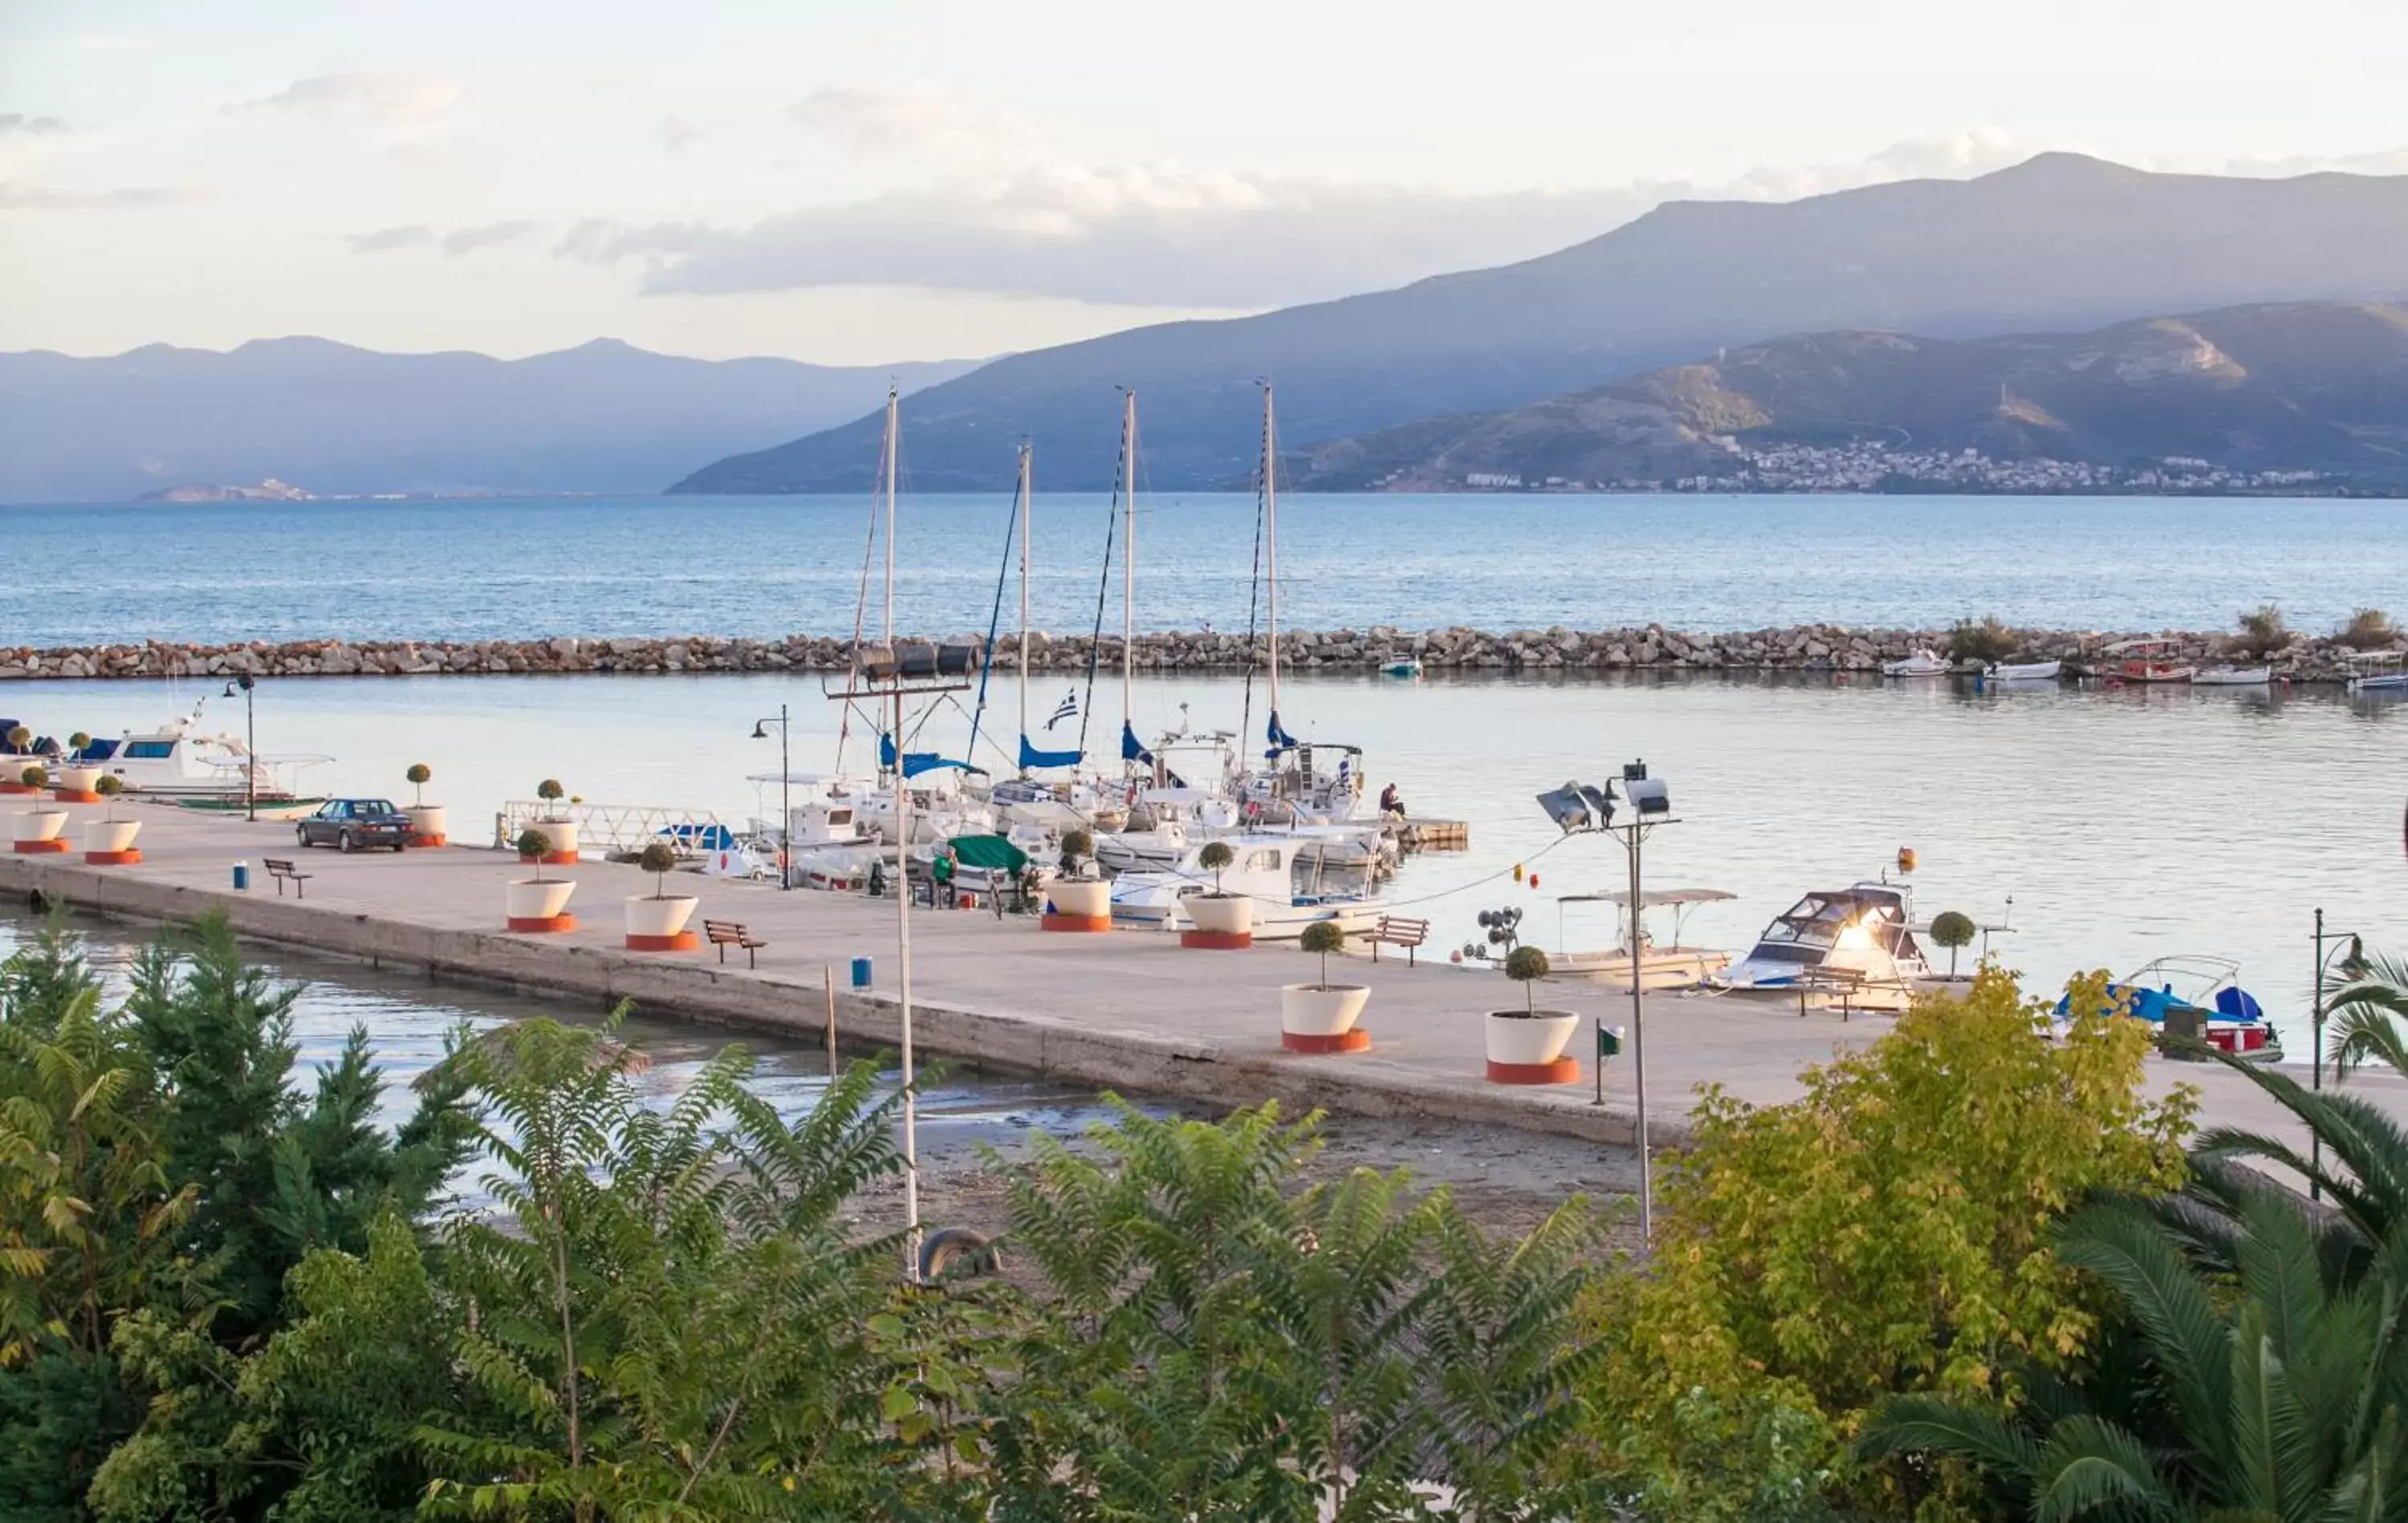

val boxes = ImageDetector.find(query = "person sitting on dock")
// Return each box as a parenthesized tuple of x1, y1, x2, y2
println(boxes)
(1379, 782, 1405, 820)
(930, 844, 957, 908)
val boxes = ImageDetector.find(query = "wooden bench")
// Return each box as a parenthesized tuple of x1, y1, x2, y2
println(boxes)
(1793, 965, 1907, 1021)
(1365, 914, 1430, 966)
(704, 919, 768, 968)
(262, 857, 311, 899)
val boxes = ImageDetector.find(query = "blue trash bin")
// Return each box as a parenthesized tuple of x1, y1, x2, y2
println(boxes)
(233, 861, 250, 891)
(850, 956, 873, 989)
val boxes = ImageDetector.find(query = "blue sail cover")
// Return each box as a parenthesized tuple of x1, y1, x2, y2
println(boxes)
(880, 733, 985, 779)
(1265, 710, 1299, 758)
(1121, 721, 1154, 765)
(1018, 735, 1082, 770)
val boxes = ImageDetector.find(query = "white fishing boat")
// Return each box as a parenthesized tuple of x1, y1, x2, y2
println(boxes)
(1536, 887, 1735, 991)
(2346, 651, 2408, 692)
(1380, 656, 1423, 678)
(1986, 659, 2063, 682)
(1714, 879, 1930, 1009)
(75, 709, 328, 815)
(1881, 650, 1949, 677)
(2193, 664, 2272, 686)
(2101, 637, 2195, 684)
(1108, 833, 1385, 939)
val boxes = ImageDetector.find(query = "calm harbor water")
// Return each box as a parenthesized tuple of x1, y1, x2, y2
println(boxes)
(6, 668, 2402, 1058)
(5, 493, 2406, 646)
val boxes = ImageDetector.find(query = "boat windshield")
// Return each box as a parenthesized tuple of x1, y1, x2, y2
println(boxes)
(1757, 891, 1894, 948)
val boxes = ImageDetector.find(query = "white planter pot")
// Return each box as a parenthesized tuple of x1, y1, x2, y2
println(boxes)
(1485, 1009, 1580, 1067)
(506, 878, 578, 924)
(83, 819, 141, 854)
(524, 819, 579, 859)
(1186, 893, 1255, 936)
(624, 894, 698, 938)
(53, 766, 103, 795)
(1047, 879, 1111, 918)
(14, 809, 70, 843)
(405, 803, 449, 841)
(1281, 983, 1370, 1037)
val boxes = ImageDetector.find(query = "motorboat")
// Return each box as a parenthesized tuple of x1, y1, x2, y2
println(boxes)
(1241, 740, 1370, 825)
(1108, 832, 1386, 939)
(1530, 887, 1735, 991)
(2346, 651, 2408, 693)
(1095, 786, 1241, 874)
(1714, 879, 1930, 1009)
(2101, 638, 2195, 684)
(1380, 656, 1423, 678)
(1985, 659, 2063, 682)
(73, 710, 328, 815)
(2193, 664, 2272, 686)
(2059, 956, 2280, 1062)
(1881, 650, 1949, 677)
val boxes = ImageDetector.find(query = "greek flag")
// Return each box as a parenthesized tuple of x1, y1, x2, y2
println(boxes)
(1046, 691, 1078, 731)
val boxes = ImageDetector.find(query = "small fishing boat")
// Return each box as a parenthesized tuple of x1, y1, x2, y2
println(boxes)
(1714, 879, 1930, 1009)
(1534, 887, 1735, 991)
(1108, 833, 1385, 939)
(1380, 656, 1423, 678)
(2101, 637, 2195, 684)
(1986, 659, 2062, 682)
(2060, 956, 2280, 1062)
(1881, 650, 1949, 677)
(2346, 651, 2408, 693)
(2193, 664, 2272, 686)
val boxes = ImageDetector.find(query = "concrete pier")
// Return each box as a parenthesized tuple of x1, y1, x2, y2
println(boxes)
(5, 801, 2392, 1152)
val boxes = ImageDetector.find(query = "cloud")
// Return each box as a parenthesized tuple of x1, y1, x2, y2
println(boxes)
(0, 181, 204, 210)
(350, 220, 539, 255)
(349, 223, 435, 252)
(788, 81, 1039, 164)
(2219, 144, 2408, 178)
(227, 72, 462, 127)
(0, 114, 70, 136)
(660, 116, 703, 153)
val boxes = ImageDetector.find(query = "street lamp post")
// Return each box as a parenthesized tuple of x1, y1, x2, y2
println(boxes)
(222, 676, 257, 822)
(1536, 762, 1677, 1245)
(2310, 907, 2365, 1199)
(750, 705, 791, 889)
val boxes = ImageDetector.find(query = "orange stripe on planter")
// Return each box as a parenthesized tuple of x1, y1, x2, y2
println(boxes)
(1283, 1028, 1370, 1054)
(12, 839, 71, 855)
(1180, 930, 1253, 950)
(1486, 1057, 1580, 1085)
(1040, 913, 1112, 932)
(406, 834, 449, 848)
(506, 914, 579, 933)
(84, 849, 143, 865)
(51, 790, 101, 804)
(625, 930, 700, 952)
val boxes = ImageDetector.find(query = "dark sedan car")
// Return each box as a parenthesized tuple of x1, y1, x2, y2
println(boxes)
(296, 798, 413, 852)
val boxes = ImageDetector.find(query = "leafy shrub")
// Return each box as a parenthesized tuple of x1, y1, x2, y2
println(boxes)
(1503, 944, 1551, 1013)
(1198, 839, 1235, 892)
(515, 826, 552, 875)
(2340, 606, 2398, 649)
(2234, 602, 2288, 657)
(1298, 919, 1346, 985)
(19, 764, 45, 789)
(535, 778, 565, 809)
(405, 762, 431, 804)
(636, 839, 680, 894)
(1928, 910, 1976, 977)
(1943, 616, 2015, 664)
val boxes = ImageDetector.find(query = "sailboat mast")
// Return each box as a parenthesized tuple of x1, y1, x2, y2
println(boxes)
(882, 387, 898, 646)
(1264, 383, 1281, 722)
(1121, 390, 1137, 754)
(1017, 442, 1031, 772)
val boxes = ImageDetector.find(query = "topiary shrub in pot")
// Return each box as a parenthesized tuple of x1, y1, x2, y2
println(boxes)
(1044, 825, 1112, 930)
(1930, 910, 1977, 980)
(0, 729, 32, 791)
(522, 782, 578, 863)
(506, 826, 578, 932)
(1182, 839, 1254, 945)
(82, 774, 141, 863)
(624, 839, 700, 950)
(1484, 945, 1579, 1083)
(1281, 919, 1369, 1053)
(11, 770, 71, 852)
(402, 762, 447, 846)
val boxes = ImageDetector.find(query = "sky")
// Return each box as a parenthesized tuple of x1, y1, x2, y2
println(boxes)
(3, 0, 2406, 366)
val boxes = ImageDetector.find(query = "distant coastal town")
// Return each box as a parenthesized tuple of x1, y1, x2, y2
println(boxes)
(1450, 442, 2390, 496)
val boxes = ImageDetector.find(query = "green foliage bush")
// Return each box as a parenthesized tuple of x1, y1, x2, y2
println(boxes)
(2341, 606, 2398, 649)
(2234, 601, 2288, 657)
(1943, 615, 2016, 664)
(1503, 944, 1551, 1012)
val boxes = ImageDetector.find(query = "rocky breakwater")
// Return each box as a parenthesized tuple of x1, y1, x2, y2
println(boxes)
(0, 626, 2393, 683)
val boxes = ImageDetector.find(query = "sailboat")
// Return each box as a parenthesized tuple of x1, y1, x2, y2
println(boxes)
(1239, 383, 1370, 826)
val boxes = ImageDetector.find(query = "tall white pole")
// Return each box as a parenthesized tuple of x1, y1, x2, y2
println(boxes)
(1121, 391, 1136, 758)
(1626, 822, 1652, 1244)
(895, 686, 920, 1278)
(882, 388, 898, 647)
(1017, 443, 1031, 772)
(1264, 384, 1281, 721)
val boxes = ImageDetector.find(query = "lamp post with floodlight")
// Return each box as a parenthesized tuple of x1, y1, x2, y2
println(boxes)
(221, 676, 257, 822)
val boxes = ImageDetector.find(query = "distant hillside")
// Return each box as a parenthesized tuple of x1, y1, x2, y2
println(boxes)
(1288, 302, 2408, 489)
(672, 154, 2408, 493)
(0, 338, 980, 503)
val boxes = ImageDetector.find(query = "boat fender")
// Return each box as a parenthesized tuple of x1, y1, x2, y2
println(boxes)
(918, 1226, 1003, 1283)
(1897, 847, 1918, 874)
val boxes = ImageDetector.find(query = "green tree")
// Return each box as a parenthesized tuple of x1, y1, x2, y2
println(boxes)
(1576, 965, 2195, 1518)
(1298, 919, 1347, 986)
(1503, 944, 1551, 1013)
(1929, 911, 1977, 977)
(1198, 839, 1235, 894)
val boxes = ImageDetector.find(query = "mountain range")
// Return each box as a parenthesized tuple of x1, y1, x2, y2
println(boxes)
(672, 153, 2408, 494)
(0, 339, 978, 503)
(1288, 302, 2408, 489)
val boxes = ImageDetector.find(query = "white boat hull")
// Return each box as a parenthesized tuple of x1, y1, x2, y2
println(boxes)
(1544, 945, 1730, 992)
(2194, 666, 2271, 686)
(1987, 660, 2061, 681)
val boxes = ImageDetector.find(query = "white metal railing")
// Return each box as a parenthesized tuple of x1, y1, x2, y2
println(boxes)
(494, 801, 732, 858)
